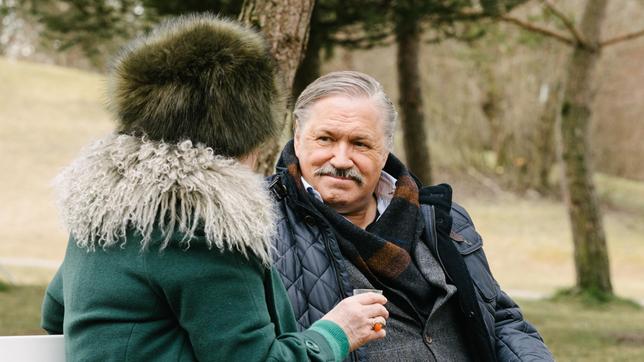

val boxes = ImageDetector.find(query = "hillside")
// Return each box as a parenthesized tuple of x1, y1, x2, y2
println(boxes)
(0, 57, 113, 282)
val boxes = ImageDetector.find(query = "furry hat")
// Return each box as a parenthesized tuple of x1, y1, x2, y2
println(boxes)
(108, 14, 280, 157)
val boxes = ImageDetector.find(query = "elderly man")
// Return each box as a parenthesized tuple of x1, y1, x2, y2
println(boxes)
(268, 70, 553, 361)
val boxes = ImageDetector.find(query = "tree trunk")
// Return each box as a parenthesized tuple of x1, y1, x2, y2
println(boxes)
(480, 67, 509, 170)
(396, 16, 432, 184)
(292, 3, 321, 102)
(239, 0, 315, 175)
(559, 0, 612, 294)
(533, 81, 562, 194)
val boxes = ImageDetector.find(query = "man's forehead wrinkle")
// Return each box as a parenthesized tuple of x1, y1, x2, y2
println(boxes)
(316, 109, 369, 124)
(311, 124, 380, 141)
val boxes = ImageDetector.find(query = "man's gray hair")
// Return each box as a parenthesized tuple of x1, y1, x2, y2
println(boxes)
(293, 70, 397, 151)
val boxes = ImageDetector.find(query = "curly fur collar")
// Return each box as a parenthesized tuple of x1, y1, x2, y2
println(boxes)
(54, 134, 275, 265)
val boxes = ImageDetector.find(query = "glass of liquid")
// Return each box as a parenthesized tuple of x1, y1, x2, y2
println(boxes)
(352, 289, 383, 296)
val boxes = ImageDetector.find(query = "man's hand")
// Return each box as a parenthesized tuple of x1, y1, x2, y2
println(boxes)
(321, 292, 389, 351)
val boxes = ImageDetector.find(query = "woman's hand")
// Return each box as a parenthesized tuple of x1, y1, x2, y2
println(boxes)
(321, 292, 389, 351)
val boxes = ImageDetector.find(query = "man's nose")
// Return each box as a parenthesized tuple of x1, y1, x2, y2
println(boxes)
(330, 143, 354, 169)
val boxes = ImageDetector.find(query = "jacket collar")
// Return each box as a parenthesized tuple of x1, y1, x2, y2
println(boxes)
(54, 133, 275, 265)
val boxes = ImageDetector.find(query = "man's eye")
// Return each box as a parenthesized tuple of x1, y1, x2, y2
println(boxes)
(354, 141, 369, 148)
(317, 136, 332, 143)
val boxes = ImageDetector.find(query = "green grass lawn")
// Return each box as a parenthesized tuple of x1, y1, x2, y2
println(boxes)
(0, 283, 46, 335)
(2, 282, 643, 361)
(520, 298, 644, 362)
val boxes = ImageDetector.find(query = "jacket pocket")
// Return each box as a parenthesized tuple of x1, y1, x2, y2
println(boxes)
(465, 250, 498, 303)
(452, 227, 498, 303)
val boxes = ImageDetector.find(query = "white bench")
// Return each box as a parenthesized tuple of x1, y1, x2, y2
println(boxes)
(0, 335, 65, 362)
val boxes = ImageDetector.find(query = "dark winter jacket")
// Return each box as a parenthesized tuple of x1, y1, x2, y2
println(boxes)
(268, 153, 554, 362)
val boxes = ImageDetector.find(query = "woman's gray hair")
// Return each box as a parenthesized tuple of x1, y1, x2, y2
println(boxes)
(293, 71, 397, 151)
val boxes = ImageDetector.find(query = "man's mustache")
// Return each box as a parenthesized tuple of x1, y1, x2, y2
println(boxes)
(313, 164, 364, 185)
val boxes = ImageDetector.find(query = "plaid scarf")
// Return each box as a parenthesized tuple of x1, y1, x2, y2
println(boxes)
(281, 142, 439, 322)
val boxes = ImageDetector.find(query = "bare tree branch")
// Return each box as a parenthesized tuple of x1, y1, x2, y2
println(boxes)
(541, 0, 587, 46)
(600, 28, 644, 48)
(500, 14, 575, 46)
(330, 29, 394, 48)
(454, 2, 643, 51)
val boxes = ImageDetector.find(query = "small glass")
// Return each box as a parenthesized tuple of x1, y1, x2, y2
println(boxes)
(353, 289, 386, 331)
(352, 288, 383, 296)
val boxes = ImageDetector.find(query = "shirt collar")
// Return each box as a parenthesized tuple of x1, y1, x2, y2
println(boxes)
(300, 170, 397, 219)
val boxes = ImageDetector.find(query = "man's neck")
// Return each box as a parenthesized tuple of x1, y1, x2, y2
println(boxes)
(338, 195, 378, 229)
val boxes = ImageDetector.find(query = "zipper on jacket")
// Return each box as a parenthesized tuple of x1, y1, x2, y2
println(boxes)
(319, 227, 359, 362)
(427, 205, 454, 284)
(293, 200, 349, 299)
(320, 225, 348, 299)
(298, 203, 357, 361)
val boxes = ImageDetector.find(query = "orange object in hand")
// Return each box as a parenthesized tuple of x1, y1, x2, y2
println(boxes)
(373, 323, 383, 332)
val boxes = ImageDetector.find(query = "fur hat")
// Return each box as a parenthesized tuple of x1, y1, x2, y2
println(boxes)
(108, 14, 280, 157)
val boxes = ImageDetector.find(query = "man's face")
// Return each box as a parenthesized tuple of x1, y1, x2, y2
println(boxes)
(294, 95, 388, 214)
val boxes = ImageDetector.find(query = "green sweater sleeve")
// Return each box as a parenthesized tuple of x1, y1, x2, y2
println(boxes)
(147, 244, 349, 362)
(308, 320, 350, 361)
(41, 266, 65, 334)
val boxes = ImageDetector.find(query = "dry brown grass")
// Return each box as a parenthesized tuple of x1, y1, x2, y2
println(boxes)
(460, 194, 644, 301)
(0, 57, 112, 276)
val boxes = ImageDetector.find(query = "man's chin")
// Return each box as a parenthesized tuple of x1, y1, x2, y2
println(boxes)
(319, 189, 354, 205)
(322, 198, 354, 213)
(319, 187, 374, 215)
